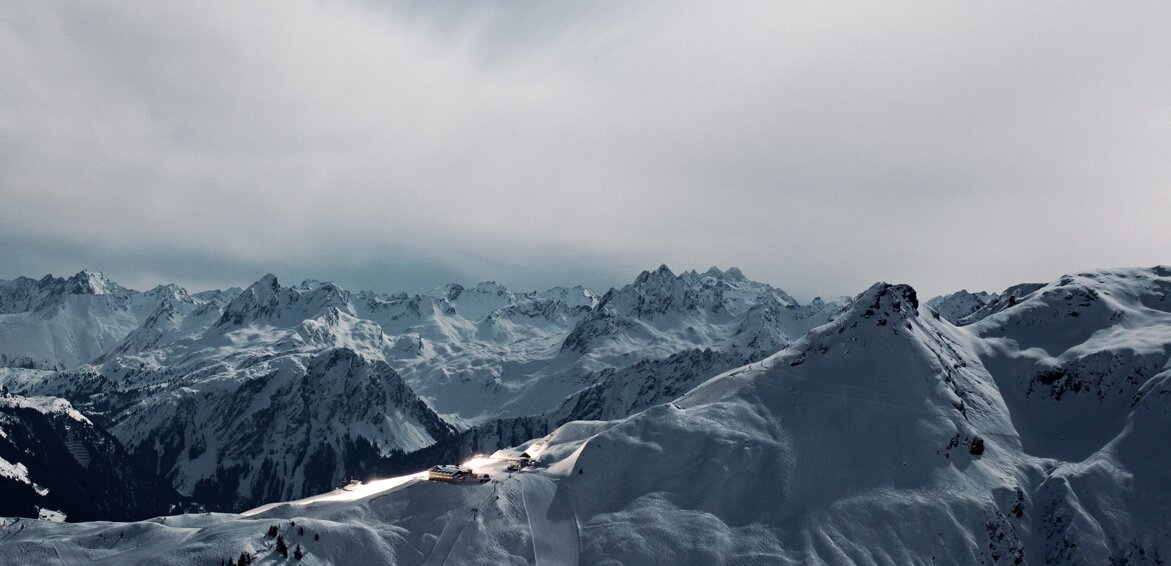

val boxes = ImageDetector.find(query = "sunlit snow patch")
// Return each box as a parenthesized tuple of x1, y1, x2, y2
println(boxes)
(240, 471, 427, 516)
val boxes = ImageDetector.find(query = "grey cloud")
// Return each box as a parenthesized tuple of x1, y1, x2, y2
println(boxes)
(2, 1, 1169, 300)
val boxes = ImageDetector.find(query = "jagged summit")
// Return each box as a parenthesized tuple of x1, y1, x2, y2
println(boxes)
(66, 270, 113, 295)
(215, 273, 354, 328)
(926, 289, 995, 325)
(842, 281, 920, 322)
(0, 270, 129, 314)
(632, 263, 675, 285)
(293, 279, 348, 295)
(0, 272, 158, 368)
(144, 283, 190, 302)
(193, 287, 243, 303)
(958, 282, 1044, 325)
(596, 264, 795, 318)
(561, 265, 839, 360)
(700, 265, 746, 280)
(536, 285, 598, 309)
(256, 272, 280, 290)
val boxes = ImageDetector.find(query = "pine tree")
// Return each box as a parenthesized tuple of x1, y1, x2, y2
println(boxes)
(276, 534, 289, 558)
(294, 544, 304, 560)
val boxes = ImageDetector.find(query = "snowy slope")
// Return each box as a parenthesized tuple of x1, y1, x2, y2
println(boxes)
(956, 267, 1171, 562)
(548, 347, 751, 424)
(965, 267, 1171, 462)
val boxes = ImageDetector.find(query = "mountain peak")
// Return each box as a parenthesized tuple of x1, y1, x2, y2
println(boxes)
(256, 273, 280, 291)
(701, 265, 747, 281)
(240, 273, 283, 299)
(66, 270, 113, 295)
(843, 282, 920, 323)
(633, 264, 676, 285)
(215, 274, 286, 327)
(925, 289, 995, 325)
(441, 283, 464, 302)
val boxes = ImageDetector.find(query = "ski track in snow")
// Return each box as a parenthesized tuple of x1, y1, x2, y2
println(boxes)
(518, 473, 580, 566)
(50, 540, 87, 565)
(422, 486, 497, 566)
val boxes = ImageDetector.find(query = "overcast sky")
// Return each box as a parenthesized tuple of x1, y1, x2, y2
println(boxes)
(2, 1, 1169, 300)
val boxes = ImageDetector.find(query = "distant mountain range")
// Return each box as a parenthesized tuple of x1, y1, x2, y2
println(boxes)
(0, 265, 843, 512)
(0, 265, 1169, 565)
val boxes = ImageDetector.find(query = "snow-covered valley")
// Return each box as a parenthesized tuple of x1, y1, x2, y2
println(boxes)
(0, 265, 1169, 564)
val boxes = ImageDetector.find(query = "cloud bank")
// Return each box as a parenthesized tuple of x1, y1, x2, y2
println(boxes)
(2, 1, 1169, 298)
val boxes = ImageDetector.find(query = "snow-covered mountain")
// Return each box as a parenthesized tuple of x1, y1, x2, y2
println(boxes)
(356, 280, 601, 421)
(0, 267, 838, 511)
(0, 266, 839, 513)
(959, 282, 1047, 326)
(538, 265, 843, 426)
(0, 271, 182, 370)
(1, 264, 1168, 565)
(7, 266, 1168, 564)
(0, 389, 183, 522)
(964, 268, 1171, 460)
(926, 288, 996, 324)
(548, 347, 751, 424)
(373, 265, 840, 422)
(95, 287, 237, 362)
(3, 274, 460, 511)
(534, 272, 1170, 564)
(562, 265, 830, 359)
